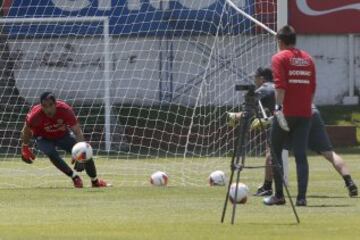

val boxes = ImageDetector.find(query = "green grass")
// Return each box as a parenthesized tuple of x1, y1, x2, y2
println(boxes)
(0, 151, 360, 240)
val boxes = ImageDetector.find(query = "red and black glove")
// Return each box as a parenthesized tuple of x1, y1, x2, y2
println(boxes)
(21, 144, 36, 164)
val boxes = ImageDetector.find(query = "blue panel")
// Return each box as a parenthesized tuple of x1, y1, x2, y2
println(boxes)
(4, 0, 255, 37)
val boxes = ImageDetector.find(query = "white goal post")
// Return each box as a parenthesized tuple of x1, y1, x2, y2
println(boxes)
(0, 0, 279, 187)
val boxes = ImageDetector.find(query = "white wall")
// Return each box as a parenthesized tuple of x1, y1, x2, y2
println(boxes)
(297, 35, 359, 105)
(9, 35, 275, 106)
(9, 34, 358, 106)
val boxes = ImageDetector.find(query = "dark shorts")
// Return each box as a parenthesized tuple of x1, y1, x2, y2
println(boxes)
(284, 109, 333, 153)
(308, 109, 333, 153)
(35, 133, 77, 156)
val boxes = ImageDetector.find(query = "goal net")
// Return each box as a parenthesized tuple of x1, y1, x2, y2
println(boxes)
(0, 0, 277, 187)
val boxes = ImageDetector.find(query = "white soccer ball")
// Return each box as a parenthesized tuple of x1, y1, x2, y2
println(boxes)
(71, 142, 93, 163)
(150, 171, 168, 186)
(229, 182, 249, 204)
(209, 170, 226, 186)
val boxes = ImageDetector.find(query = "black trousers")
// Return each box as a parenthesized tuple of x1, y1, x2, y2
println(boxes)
(270, 116, 311, 200)
(36, 133, 97, 178)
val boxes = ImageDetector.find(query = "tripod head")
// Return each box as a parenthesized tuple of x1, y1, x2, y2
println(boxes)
(235, 84, 258, 118)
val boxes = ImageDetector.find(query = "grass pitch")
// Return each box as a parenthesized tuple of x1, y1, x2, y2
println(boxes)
(0, 150, 359, 240)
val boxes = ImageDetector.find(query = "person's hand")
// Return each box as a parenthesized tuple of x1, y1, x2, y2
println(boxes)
(227, 112, 242, 127)
(21, 144, 36, 164)
(250, 117, 272, 131)
(274, 106, 289, 131)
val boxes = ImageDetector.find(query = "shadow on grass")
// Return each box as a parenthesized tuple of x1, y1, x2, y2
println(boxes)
(306, 204, 353, 208)
(242, 222, 299, 226)
(307, 195, 349, 199)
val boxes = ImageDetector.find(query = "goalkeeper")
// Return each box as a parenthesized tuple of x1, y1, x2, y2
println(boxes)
(228, 68, 358, 198)
(20, 92, 110, 188)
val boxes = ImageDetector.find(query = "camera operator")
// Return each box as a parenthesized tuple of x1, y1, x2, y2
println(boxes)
(251, 70, 358, 198)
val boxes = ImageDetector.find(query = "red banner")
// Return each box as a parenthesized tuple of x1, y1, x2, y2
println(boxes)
(289, 0, 360, 34)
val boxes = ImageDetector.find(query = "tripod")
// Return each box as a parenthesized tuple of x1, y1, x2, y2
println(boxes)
(220, 87, 300, 225)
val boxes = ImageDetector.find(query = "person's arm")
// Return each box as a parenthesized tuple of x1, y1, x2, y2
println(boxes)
(21, 123, 36, 163)
(272, 54, 289, 131)
(272, 54, 287, 107)
(275, 88, 285, 106)
(70, 123, 85, 142)
(64, 106, 84, 142)
(69, 122, 86, 166)
(21, 124, 33, 146)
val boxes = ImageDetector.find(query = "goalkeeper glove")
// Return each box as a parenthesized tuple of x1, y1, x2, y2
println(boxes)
(250, 117, 272, 131)
(227, 112, 242, 127)
(274, 105, 289, 131)
(21, 144, 35, 164)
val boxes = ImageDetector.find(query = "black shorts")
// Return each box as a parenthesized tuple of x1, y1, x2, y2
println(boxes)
(283, 109, 333, 153)
(35, 133, 77, 156)
(308, 108, 333, 153)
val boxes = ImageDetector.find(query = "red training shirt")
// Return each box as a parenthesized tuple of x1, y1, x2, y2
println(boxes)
(272, 48, 316, 117)
(26, 100, 78, 140)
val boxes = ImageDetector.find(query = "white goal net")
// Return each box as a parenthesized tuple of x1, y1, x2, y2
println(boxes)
(0, 0, 277, 187)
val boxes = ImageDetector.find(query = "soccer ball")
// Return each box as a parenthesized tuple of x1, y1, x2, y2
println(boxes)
(229, 182, 249, 204)
(150, 171, 168, 186)
(71, 142, 93, 163)
(209, 170, 226, 186)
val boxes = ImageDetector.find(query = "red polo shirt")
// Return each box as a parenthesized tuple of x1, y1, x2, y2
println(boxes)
(272, 48, 316, 117)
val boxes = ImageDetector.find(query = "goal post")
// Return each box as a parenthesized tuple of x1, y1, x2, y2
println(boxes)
(277, 0, 288, 28)
(0, 0, 278, 187)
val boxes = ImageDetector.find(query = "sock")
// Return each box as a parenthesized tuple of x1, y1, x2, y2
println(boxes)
(85, 158, 97, 179)
(71, 172, 78, 179)
(343, 175, 353, 186)
(263, 180, 272, 190)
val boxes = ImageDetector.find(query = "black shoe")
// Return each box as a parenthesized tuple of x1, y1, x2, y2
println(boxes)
(296, 198, 307, 207)
(347, 183, 358, 197)
(254, 186, 273, 196)
(263, 196, 286, 206)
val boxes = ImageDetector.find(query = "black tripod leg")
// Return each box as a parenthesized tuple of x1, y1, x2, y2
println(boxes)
(230, 115, 250, 224)
(230, 124, 249, 224)
(221, 115, 246, 223)
(231, 163, 243, 224)
(273, 162, 300, 224)
(221, 159, 236, 223)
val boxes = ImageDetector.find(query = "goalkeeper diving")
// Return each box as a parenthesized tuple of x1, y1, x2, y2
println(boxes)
(228, 67, 358, 198)
(21, 92, 110, 188)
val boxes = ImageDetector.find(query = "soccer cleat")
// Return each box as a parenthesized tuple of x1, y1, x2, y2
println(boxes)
(347, 183, 358, 197)
(296, 199, 307, 207)
(254, 185, 273, 196)
(72, 175, 83, 188)
(92, 178, 111, 188)
(263, 196, 286, 206)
